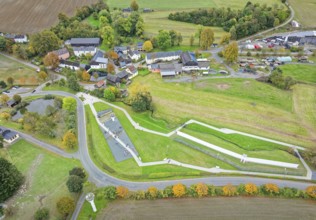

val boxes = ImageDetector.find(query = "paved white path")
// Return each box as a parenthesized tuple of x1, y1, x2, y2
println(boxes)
(81, 93, 311, 180)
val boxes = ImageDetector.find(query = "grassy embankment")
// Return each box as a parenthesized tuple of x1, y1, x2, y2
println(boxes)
(0, 139, 81, 220)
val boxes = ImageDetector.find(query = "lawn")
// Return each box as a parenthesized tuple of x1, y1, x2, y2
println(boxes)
(181, 123, 300, 163)
(128, 74, 315, 148)
(0, 139, 81, 220)
(0, 54, 39, 85)
(42, 84, 77, 94)
(85, 103, 236, 180)
(288, 0, 316, 27)
(279, 64, 316, 84)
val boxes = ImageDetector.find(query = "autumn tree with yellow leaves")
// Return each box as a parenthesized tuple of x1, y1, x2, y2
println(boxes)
(172, 183, 186, 198)
(116, 186, 129, 198)
(195, 183, 208, 197)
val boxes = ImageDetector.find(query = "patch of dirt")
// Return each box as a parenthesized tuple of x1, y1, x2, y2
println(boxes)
(216, 83, 230, 90)
(243, 80, 251, 86)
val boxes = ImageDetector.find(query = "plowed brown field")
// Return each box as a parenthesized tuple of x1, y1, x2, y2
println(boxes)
(0, 0, 97, 34)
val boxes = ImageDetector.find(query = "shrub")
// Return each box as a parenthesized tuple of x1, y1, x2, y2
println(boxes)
(43, 94, 55, 100)
(69, 167, 86, 179)
(163, 186, 173, 197)
(45, 82, 51, 87)
(264, 183, 279, 195)
(208, 185, 216, 196)
(195, 183, 208, 197)
(135, 190, 146, 200)
(280, 187, 297, 198)
(34, 207, 49, 220)
(146, 186, 158, 199)
(222, 184, 237, 197)
(172, 183, 186, 198)
(237, 184, 245, 195)
(306, 186, 316, 199)
(56, 197, 75, 217)
(116, 186, 129, 198)
(245, 183, 258, 195)
(103, 186, 117, 200)
(66, 175, 84, 193)
(187, 185, 198, 197)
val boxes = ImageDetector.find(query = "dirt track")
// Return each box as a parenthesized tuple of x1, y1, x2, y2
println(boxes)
(0, 0, 97, 34)
(99, 197, 316, 220)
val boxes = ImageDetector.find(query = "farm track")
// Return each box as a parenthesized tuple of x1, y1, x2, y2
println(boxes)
(0, 0, 98, 33)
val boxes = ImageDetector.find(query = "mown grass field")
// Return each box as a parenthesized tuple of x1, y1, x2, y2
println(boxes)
(280, 64, 316, 84)
(288, 0, 316, 27)
(0, 54, 38, 85)
(85, 103, 235, 180)
(131, 73, 315, 148)
(0, 139, 80, 220)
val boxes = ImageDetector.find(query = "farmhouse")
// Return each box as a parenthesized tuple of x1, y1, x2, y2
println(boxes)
(114, 46, 129, 54)
(0, 128, 19, 143)
(90, 50, 108, 69)
(59, 60, 80, 70)
(106, 74, 120, 85)
(116, 70, 129, 81)
(145, 51, 182, 64)
(95, 80, 106, 89)
(49, 48, 70, 60)
(5, 34, 28, 43)
(126, 65, 138, 79)
(128, 49, 141, 61)
(70, 38, 100, 47)
(159, 63, 182, 77)
(73, 47, 97, 57)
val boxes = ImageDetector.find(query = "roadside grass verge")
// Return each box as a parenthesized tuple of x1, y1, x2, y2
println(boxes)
(42, 84, 76, 94)
(0, 139, 81, 220)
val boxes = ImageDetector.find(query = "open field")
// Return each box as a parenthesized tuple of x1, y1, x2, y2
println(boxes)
(98, 197, 316, 220)
(130, 74, 315, 148)
(288, 0, 316, 27)
(107, 0, 280, 10)
(0, 139, 80, 220)
(0, 54, 38, 85)
(280, 64, 316, 84)
(0, 0, 98, 33)
(85, 103, 234, 180)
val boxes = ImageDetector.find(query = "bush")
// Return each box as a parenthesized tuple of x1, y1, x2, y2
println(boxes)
(163, 186, 173, 197)
(34, 207, 49, 220)
(69, 167, 86, 179)
(104, 186, 117, 200)
(66, 175, 84, 193)
(195, 183, 208, 197)
(263, 183, 279, 195)
(135, 190, 146, 200)
(245, 183, 258, 195)
(172, 183, 186, 198)
(116, 186, 129, 199)
(208, 185, 217, 196)
(43, 94, 55, 100)
(56, 197, 75, 217)
(45, 82, 51, 87)
(306, 186, 316, 199)
(146, 186, 158, 199)
(280, 187, 297, 198)
(222, 184, 237, 196)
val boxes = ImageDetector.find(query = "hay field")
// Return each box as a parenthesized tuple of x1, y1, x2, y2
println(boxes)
(0, 0, 98, 34)
(289, 0, 316, 27)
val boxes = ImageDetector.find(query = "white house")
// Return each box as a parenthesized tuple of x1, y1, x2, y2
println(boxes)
(145, 51, 182, 64)
(73, 47, 97, 57)
(59, 60, 80, 70)
(128, 50, 141, 61)
(90, 50, 108, 69)
(0, 128, 19, 143)
(14, 35, 28, 43)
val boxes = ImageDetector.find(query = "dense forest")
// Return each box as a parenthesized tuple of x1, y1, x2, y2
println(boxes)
(168, 2, 290, 39)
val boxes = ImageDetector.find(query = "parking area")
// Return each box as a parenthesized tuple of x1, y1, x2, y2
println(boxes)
(3, 86, 33, 97)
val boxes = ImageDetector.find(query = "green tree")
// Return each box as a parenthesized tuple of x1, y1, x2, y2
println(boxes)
(142, 40, 153, 52)
(62, 130, 77, 149)
(190, 35, 195, 46)
(69, 167, 86, 179)
(104, 186, 117, 200)
(229, 26, 237, 40)
(0, 94, 9, 105)
(195, 25, 203, 45)
(34, 207, 49, 220)
(82, 70, 91, 82)
(7, 77, 14, 85)
(200, 28, 214, 50)
(130, 0, 139, 11)
(30, 30, 60, 55)
(62, 97, 77, 112)
(38, 71, 48, 81)
(67, 76, 80, 91)
(223, 41, 238, 63)
(136, 19, 144, 37)
(274, 18, 280, 27)
(220, 33, 231, 45)
(0, 81, 7, 88)
(66, 175, 84, 193)
(99, 25, 114, 47)
(13, 94, 22, 103)
(56, 196, 75, 218)
(0, 158, 24, 203)
(156, 30, 171, 49)
(104, 89, 116, 102)
(0, 36, 6, 51)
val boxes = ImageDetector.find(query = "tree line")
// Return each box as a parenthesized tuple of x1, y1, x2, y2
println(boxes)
(168, 2, 290, 39)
